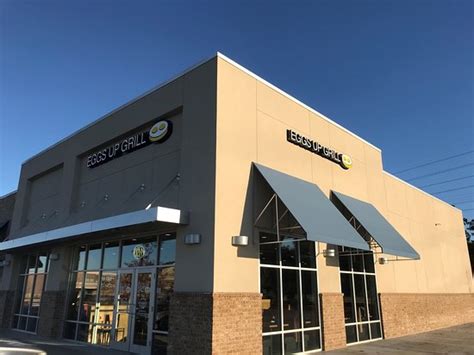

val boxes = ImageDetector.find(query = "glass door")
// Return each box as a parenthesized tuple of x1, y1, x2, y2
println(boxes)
(110, 268, 156, 354)
(111, 271, 134, 351)
(130, 268, 156, 354)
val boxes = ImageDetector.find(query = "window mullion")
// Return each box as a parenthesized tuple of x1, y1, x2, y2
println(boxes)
(297, 243, 304, 352)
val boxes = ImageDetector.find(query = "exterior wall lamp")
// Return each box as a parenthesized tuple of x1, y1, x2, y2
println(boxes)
(184, 233, 201, 245)
(49, 253, 60, 261)
(378, 257, 389, 265)
(0, 259, 11, 267)
(232, 236, 249, 246)
(322, 249, 336, 258)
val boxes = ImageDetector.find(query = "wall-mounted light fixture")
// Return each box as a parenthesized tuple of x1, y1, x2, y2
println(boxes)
(379, 257, 389, 265)
(49, 253, 60, 261)
(184, 234, 201, 245)
(231, 235, 249, 246)
(322, 249, 336, 258)
(0, 260, 11, 267)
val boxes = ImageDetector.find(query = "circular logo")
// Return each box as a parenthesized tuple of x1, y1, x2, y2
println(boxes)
(341, 154, 353, 169)
(132, 245, 146, 260)
(149, 120, 170, 142)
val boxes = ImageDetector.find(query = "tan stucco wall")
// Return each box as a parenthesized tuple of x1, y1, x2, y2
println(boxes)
(214, 55, 472, 294)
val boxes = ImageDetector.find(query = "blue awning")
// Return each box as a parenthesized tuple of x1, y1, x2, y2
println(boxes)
(254, 163, 370, 250)
(332, 191, 420, 259)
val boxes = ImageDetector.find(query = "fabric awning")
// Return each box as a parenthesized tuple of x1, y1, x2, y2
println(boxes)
(254, 163, 370, 250)
(332, 191, 420, 259)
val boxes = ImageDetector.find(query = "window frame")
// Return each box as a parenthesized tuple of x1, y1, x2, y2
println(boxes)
(260, 231, 322, 354)
(63, 231, 176, 347)
(12, 252, 50, 334)
(338, 246, 383, 345)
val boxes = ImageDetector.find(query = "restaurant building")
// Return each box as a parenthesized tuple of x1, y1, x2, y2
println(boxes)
(0, 53, 472, 354)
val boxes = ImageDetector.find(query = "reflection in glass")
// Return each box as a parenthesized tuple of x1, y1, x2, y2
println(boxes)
(300, 241, 316, 268)
(21, 275, 34, 314)
(27, 255, 37, 274)
(133, 272, 152, 346)
(158, 234, 176, 265)
(364, 253, 375, 273)
(77, 322, 91, 342)
(67, 272, 84, 320)
(26, 317, 37, 332)
(281, 240, 297, 267)
(263, 334, 282, 355)
(366, 275, 380, 321)
(339, 249, 352, 271)
(152, 333, 168, 354)
(98, 272, 116, 325)
(18, 316, 27, 330)
(103, 242, 119, 269)
(37, 254, 48, 273)
(76, 245, 87, 271)
(354, 274, 368, 322)
(340, 274, 355, 323)
(346, 325, 357, 343)
(260, 268, 281, 332)
(30, 274, 45, 316)
(371, 322, 382, 339)
(301, 271, 319, 328)
(64, 322, 77, 339)
(304, 330, 321, 351)
(87, 244, 102, 270)
(282, 269, 300, 330)
(155, 267, 174, 332)
(352, 253, 364, 272)
(115, 272, 133, 343)
(121, 239, 157, 267)
(358, 322, 370, 341)
(260, 243, 279, 265)
(284, 332, 302, 353)
(80, 272, 99, 323)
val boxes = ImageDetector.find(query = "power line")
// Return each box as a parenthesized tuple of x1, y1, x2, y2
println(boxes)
(406, 163, 474, 182)
(432, 184, 474, 195)
(419, 175, 474, 188)
(394, 150, 474, 174)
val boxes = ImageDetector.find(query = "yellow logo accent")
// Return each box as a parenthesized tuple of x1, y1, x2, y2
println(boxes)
(341, 154, 353, 169)
(133, 245, 146, 260)
(149, 120, 169, 142)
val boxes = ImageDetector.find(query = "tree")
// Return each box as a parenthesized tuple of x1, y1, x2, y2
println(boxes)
(463, 218, 474, 243)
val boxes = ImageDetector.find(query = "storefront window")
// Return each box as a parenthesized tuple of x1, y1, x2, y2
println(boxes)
(65, 233, 175, 352)
(338, 246, 382, 344)
(13, 253, 49, 333)
(260, 233, 321, 354)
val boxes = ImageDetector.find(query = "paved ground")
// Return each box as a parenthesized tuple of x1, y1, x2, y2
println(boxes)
(0, 329, 130, 355)
(0, 323, 473, 354)
(325, 323, 474, 354)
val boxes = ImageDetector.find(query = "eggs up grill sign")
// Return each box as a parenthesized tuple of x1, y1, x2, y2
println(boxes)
(286, 129, 352, 169)
(86, 120, 172, 169)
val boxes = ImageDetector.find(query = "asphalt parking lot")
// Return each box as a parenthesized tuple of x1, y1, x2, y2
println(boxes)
(324, 322, 474, 354)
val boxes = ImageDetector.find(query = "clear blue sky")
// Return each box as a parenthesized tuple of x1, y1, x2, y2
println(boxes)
(1, 0, 473, 218)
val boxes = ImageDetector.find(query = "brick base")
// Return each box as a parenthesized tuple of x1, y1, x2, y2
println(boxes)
(380, 293, 474, 338)
(0, 290, 15, 328)
(320, 293, 346, 351)
(169, 292, 213, 354)
(37, 290, 67, 338)
(212, 293, 262, 354)
(168, 292, 262, 355)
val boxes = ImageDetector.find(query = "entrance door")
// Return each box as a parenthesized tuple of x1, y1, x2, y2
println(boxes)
(111, 268, 156, 354)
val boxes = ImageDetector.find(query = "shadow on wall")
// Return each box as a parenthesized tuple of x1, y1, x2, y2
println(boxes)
(237, 165, 259, 260)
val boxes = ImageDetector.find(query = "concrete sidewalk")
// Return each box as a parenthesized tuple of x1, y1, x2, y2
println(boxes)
(324, 323, 474, 354)
(0, 329, 132, 355)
